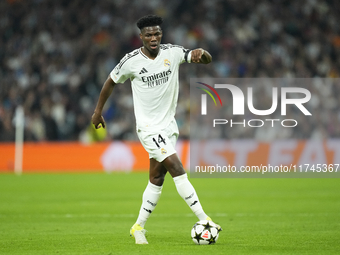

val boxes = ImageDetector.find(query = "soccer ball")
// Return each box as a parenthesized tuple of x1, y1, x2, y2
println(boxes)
(191, 220, 219, 245)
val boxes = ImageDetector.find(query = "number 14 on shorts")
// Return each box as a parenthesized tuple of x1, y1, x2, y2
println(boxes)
(152, 134, 166, 148)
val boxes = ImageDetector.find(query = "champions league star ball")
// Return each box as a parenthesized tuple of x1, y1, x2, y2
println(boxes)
(191, 220, 219, 245)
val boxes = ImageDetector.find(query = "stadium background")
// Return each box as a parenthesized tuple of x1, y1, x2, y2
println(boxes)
(1, 0, 340, 172)
(1, 1, 339, 254)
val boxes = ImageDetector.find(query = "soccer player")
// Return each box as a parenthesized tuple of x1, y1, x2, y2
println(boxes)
(92, 15, 221, 244)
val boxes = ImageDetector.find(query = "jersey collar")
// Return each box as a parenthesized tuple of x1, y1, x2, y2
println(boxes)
(139, 47, 161, 60)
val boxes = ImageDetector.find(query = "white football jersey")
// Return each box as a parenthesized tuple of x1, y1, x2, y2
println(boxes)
(110, 44, 191, 132)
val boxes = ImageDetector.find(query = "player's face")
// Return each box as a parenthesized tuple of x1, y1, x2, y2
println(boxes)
(140, 26, 162, 56)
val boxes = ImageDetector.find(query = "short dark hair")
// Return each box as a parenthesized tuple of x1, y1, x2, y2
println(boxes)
(137, 15, 163, 31)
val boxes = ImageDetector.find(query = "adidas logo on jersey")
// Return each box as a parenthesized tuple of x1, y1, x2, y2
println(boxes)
(139, 67, 148, 74)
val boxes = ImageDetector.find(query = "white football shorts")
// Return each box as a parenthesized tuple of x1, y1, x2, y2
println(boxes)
(137, 119, 179, 162)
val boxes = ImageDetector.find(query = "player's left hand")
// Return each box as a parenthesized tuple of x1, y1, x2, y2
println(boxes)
(92, 112, 106, 129)
(191, 48, 205, 63)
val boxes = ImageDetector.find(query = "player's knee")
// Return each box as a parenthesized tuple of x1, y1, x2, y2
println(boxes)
(149, 174, 165, 186)
(168, 162, 185, 177)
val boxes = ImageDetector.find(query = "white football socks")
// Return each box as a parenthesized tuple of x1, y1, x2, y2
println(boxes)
(136, 181, 162, 228)
(173, 173, 208, 221)
(135, 173, 208, 228)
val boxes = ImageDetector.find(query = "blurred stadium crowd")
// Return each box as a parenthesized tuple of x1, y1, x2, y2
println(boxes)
(1, 0, 340, 142)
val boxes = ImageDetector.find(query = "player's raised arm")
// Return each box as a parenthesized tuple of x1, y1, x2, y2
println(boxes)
(190, 48, 212, 64)
(91, 76, 116, 129)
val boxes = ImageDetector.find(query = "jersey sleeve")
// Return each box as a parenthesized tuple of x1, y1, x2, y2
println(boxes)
(110, 54, 133, 84)
(170, 44, 192, 65)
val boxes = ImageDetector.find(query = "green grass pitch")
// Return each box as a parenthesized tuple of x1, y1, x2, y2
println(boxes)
(0, 172, 339, 255)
